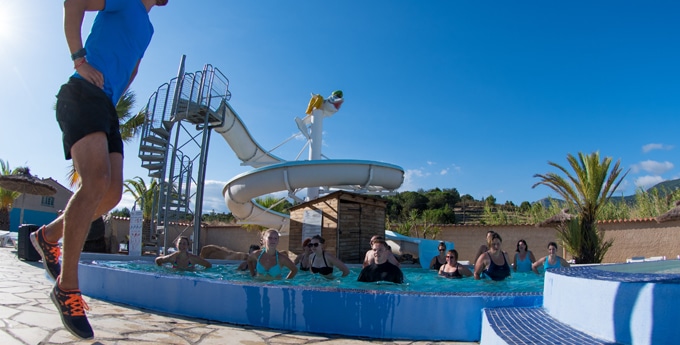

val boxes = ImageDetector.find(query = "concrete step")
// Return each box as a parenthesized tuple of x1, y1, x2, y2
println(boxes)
(481, 307, 621, 345)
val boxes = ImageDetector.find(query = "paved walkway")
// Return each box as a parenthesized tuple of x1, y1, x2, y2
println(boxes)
(0, 247, 474, 345)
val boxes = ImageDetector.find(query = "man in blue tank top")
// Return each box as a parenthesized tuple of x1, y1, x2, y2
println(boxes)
(29, 0, 168, 340)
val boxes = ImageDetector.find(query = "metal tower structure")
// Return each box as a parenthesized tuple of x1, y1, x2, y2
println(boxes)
(138, 56, 230, 254)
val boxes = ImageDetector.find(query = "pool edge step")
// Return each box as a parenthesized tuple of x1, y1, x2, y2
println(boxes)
(480, 307, 622, 345)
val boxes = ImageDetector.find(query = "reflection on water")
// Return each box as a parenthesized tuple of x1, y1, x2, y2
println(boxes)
(92, 260, 544, 293)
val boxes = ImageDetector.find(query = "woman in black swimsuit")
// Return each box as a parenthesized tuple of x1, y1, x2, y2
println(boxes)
(439, 249, 473, 278)
(473, 233, 511, 281)
(308, 235, 350, 278)
(429, 242, 447, 270)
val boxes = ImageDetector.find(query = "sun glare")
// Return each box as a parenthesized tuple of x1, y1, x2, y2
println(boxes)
(0, 3, 18, 43)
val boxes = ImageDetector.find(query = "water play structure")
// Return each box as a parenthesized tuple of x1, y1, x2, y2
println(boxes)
(137, 56, 404, 251)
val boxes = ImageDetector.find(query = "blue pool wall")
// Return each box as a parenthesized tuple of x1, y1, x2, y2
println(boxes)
(78, 258, 542, 341)
(543, 263, 680, 345)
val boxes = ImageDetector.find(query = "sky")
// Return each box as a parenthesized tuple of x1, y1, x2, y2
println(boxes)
(1, 1, 678, 215)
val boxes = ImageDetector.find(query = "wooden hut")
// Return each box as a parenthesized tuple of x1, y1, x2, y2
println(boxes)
(288, 191, 387, 264)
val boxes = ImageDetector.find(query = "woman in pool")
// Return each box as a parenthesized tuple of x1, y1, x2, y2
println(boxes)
(293, 238, 312, 272)
(248, 229, 298, 280)
(429, 241, 447, 270)
(155, 236, 212, 271)
(474, 232, 511, 281)
(532, 241, 570, 274)
(308, 235, 350, 278)
(472, 230, 495, 264)
(513, 239, 536, 272)
(439, 249, 472, 278)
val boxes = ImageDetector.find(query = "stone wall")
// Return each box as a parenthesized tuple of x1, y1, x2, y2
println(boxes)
(107, 217, 680, 263)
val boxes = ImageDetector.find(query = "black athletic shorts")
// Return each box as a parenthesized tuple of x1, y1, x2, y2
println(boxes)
(55, 77, 123, 160)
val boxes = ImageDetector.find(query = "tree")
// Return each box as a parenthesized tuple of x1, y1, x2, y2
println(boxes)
(532, 151, 628, 263)
(0, 159, 21, 230)
(123, 177, 158, 241)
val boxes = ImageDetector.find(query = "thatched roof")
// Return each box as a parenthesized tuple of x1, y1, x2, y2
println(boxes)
(0, 168, 56, 196)
(536, 208, 573, 228)
(655, 200, 680, 223)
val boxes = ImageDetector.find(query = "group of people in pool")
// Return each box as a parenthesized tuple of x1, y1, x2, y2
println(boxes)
(430, 230, 570, 281)
(155, 229, 569, 284)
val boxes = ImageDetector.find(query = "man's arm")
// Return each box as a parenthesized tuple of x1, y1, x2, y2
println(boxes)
(64, 0, 106, 88)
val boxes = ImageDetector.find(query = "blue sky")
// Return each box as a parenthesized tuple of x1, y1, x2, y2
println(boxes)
(1, 1, 678, 214)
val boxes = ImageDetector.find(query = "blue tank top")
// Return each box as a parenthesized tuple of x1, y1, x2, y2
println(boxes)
(256, 250, 282, 277)
(74, 0, 154, 104)
(544, 256, 562, 270)
(515, 252, 533, 272)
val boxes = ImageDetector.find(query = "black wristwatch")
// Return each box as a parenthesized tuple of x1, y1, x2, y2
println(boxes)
(71, 48, 87, 61)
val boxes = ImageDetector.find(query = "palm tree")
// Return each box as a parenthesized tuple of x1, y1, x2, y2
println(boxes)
(68, 90, 145, 187)
(123, 177, 158, 241)
(532, 151, 628, 263)
(0, 159, 21, 230)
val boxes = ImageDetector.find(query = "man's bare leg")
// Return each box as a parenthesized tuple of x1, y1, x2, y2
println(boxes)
(59, 132, 118, 291)
(40, 153, 123, 245)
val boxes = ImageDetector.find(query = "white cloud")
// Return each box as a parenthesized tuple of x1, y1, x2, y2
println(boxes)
(642, 143, 674, 153)
(634, 175, 664, 190)
(400, 169, 425, 191)
(427, 161, 436, 166)
(440, 168, 449, 175)
(631, 160, 674, 174)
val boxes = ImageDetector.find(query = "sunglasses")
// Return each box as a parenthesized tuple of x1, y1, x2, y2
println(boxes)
(446, 256, 456, 259)
(308, 243, 320, 248)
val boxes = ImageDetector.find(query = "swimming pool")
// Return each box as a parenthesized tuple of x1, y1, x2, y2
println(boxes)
(94, 260, 545, 293)
(78, 254, 543, 341)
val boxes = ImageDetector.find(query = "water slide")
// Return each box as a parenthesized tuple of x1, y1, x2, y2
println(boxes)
(217, 102, 404, 234)
(385, 230, 455, 269)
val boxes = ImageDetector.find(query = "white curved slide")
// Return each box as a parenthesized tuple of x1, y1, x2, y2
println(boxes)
(216, 100, 404, 234)
(213, 101, 284, 168)
(223, 160, 404, 234)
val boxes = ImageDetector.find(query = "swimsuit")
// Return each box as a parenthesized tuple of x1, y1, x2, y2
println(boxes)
(171, 254, 194, 269)
(299, 261, 310, 272)
(430, 256, 445, 270)
(256, 251, 282, 277)
(310, 252, 334, 275)
(483, 252, 511, 281)
(439, 264, 463, 279)
(544, 256, 562, 270)
(515, 252, 533, 272)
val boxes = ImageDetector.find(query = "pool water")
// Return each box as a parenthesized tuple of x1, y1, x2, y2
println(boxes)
(595, 259, 680, 274)
(92, 260, 544, 293)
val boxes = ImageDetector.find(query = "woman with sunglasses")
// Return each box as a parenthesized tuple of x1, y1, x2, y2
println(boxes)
(308, 235, 350, 278)
(429, 242, 448, 270)
(438, 249, 472, 278)
(293, 238, 312, 272)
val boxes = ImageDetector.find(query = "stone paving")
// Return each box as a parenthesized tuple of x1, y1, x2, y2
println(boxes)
(0, 246, 475, 345)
